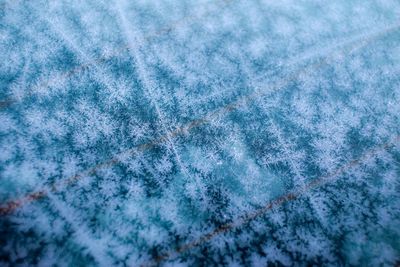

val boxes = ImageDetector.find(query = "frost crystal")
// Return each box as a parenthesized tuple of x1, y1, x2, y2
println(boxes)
(1, 0, 399, 266)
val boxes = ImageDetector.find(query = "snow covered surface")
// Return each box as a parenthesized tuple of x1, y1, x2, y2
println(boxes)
(0, 0, 399, 266)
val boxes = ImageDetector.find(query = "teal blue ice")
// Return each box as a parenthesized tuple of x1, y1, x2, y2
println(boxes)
(0, 0, 400, 266)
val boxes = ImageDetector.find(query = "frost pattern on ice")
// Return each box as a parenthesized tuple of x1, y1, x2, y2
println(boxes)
(0, 0, 400, 266)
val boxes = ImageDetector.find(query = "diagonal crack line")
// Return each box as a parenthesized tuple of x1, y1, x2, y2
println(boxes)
(146, 135, 400, 266)
(0, 23, 398, 216)
(0, 117, 208, 216)
(0, 0, 234, 110)
(113, 0, 202, 196)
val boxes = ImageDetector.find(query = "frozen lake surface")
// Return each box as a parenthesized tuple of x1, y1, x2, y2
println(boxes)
(0, 0, 400, 266)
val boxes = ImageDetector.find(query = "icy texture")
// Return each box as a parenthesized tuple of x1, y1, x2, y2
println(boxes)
(0, 0, 400, 266)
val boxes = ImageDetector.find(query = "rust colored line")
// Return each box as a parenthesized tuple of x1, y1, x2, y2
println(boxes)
(147, 135, 400, 266)
(0, 24, 398, 216)
(0, 0, 233, 110)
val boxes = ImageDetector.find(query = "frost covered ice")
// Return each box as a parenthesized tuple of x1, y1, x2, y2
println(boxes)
(0, 0, 400, 266)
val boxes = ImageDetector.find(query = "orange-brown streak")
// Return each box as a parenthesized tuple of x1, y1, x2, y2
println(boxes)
(0, 24, 397, 216)
(148, 135, 399, 266)
(0, 0, 234, 110)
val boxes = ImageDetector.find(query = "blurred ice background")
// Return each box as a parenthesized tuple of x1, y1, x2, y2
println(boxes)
(0, 0, 399, 266)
